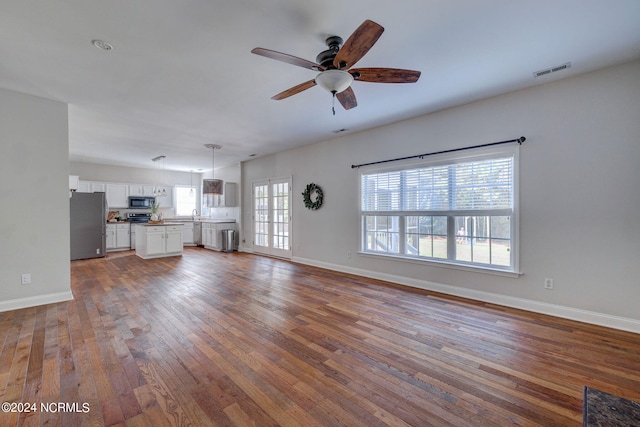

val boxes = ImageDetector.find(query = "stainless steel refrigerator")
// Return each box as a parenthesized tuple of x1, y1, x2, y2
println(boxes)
(70, 192, 106, 260)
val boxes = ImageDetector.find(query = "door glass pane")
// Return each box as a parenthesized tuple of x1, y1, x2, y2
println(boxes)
(272, 181, 289, 250)
(254, 184, 269, 248)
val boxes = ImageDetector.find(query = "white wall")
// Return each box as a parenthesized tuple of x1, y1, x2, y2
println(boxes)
(0, 88, 72, 311)
(241, 59, 640, 332)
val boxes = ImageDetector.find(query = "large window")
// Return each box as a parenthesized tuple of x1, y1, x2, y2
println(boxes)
(175, 185, 197, 216)
(360, 146, 518, 272)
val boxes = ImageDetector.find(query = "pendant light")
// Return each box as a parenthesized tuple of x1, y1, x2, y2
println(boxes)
(151, 155, 167, 197)
(203, 144, 223, 207)
(189, 170, 194, 196)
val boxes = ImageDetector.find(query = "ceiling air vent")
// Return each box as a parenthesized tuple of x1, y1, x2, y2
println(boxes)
(533, 62, 571, 78)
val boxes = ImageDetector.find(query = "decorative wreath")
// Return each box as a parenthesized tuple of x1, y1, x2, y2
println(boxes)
(302, 183, 324, 210)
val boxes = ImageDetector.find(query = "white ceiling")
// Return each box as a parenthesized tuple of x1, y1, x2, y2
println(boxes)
(1, 1, 639, 173)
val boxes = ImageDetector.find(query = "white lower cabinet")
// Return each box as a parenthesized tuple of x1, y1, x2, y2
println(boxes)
(202, 222, 235, 251)
(135, 224, 183, 259)
(106, 223, 131, 251)
(201, 223, 215, 248)
(106, 225, 116, 249)
(182, 222, 195, 246)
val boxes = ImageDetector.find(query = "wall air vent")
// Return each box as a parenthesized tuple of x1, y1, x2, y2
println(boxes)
(533, 62, 571, 78)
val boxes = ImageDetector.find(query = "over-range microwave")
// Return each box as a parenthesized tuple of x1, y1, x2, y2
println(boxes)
(128, 196, 155, 209)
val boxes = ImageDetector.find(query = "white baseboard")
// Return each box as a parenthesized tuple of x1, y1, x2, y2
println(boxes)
(0, 291, 74, 313)
(292, 256, 640, 334)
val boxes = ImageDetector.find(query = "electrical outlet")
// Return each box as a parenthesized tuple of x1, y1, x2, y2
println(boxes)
(21, 273, 31, 285)
(346, 251, 352, 259)
(544, 278, 554, 290)
(96, 248, 101, 255)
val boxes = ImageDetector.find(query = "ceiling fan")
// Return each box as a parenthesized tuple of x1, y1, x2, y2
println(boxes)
(251, 19, 421, 113)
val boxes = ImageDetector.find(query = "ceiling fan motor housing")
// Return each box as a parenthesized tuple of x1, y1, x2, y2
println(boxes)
(316, 36, 343, 69)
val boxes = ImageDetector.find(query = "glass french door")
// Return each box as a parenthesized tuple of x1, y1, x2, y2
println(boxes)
(253, 178, 291, 258)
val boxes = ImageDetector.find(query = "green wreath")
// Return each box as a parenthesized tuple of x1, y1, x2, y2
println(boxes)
(302, 183, 323, 210)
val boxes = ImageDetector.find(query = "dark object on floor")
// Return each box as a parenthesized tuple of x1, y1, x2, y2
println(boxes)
(583, 386, 640, 426)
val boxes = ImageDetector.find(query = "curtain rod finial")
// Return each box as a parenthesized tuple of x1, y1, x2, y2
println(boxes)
(518, 136, 526, 144)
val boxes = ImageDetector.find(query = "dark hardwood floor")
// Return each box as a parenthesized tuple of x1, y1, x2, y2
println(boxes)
(1, 248, 639, 426)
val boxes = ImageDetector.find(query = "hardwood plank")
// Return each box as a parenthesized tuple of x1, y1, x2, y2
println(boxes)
(0, 248, 638, 426)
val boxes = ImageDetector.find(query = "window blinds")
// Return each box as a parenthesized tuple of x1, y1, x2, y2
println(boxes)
(361, 156, 513, 212)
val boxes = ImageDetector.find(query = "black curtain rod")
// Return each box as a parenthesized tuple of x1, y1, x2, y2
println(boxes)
(351, 136, 526, 169)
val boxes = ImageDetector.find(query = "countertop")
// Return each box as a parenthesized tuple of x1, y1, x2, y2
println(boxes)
(108, 219, 236, 224)
(138, 222, 185, 227)
(163, 218, 236, 223)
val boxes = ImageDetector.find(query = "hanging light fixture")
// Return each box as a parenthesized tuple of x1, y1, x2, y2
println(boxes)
(203, 144, 223, 207)
(189, 170, 194, 196)
(151, 155, 167, 197)
(161, 156, 167, 197)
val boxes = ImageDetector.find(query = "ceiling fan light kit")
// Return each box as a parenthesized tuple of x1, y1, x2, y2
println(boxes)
(315, 70, 353, 94)
(251, 19, 421, 113)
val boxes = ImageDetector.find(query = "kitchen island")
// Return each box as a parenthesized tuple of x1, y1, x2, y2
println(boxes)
(135, 223, 184, 259)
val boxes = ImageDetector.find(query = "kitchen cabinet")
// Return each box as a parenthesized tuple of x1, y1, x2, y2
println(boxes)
(135, 224, 183, 259)
(202, 222, 235, 251)
(207, 182, 237, 207)
(77, 180, 174, 208)
(201, 223, 214, 248)
(69, 175, 79, 191)
(106, 183, 129, 208)
(106, 223, 131, 251)
(78, 180, 106, 193)
(181, 222, 195, 246)
(106, 225, 116, 249)
(223, 182, 237, 207)
(129, 185, 155, 197)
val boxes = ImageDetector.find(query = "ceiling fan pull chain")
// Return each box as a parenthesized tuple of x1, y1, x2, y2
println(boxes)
(332, 91, 336, 115)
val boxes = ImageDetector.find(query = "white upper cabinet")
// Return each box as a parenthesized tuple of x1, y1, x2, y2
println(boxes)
(129, 184, 156, 197)
(224, 182, 237, 207)
(78, 180, 106, 193)
(69, 175, 79, 191)
(77, 180, 175, 208)
(106, 183, 129, 208)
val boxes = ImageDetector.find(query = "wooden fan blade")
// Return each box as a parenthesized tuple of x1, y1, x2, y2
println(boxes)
(271, 79, 317, 100)
(350, 68, 421, 83)
(251, 48, 324, 71)
(333, 20, 384, 70)
(336, 87, 358, 110)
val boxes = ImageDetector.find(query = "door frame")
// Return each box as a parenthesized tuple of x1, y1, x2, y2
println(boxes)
(252, 176, 292, 259)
